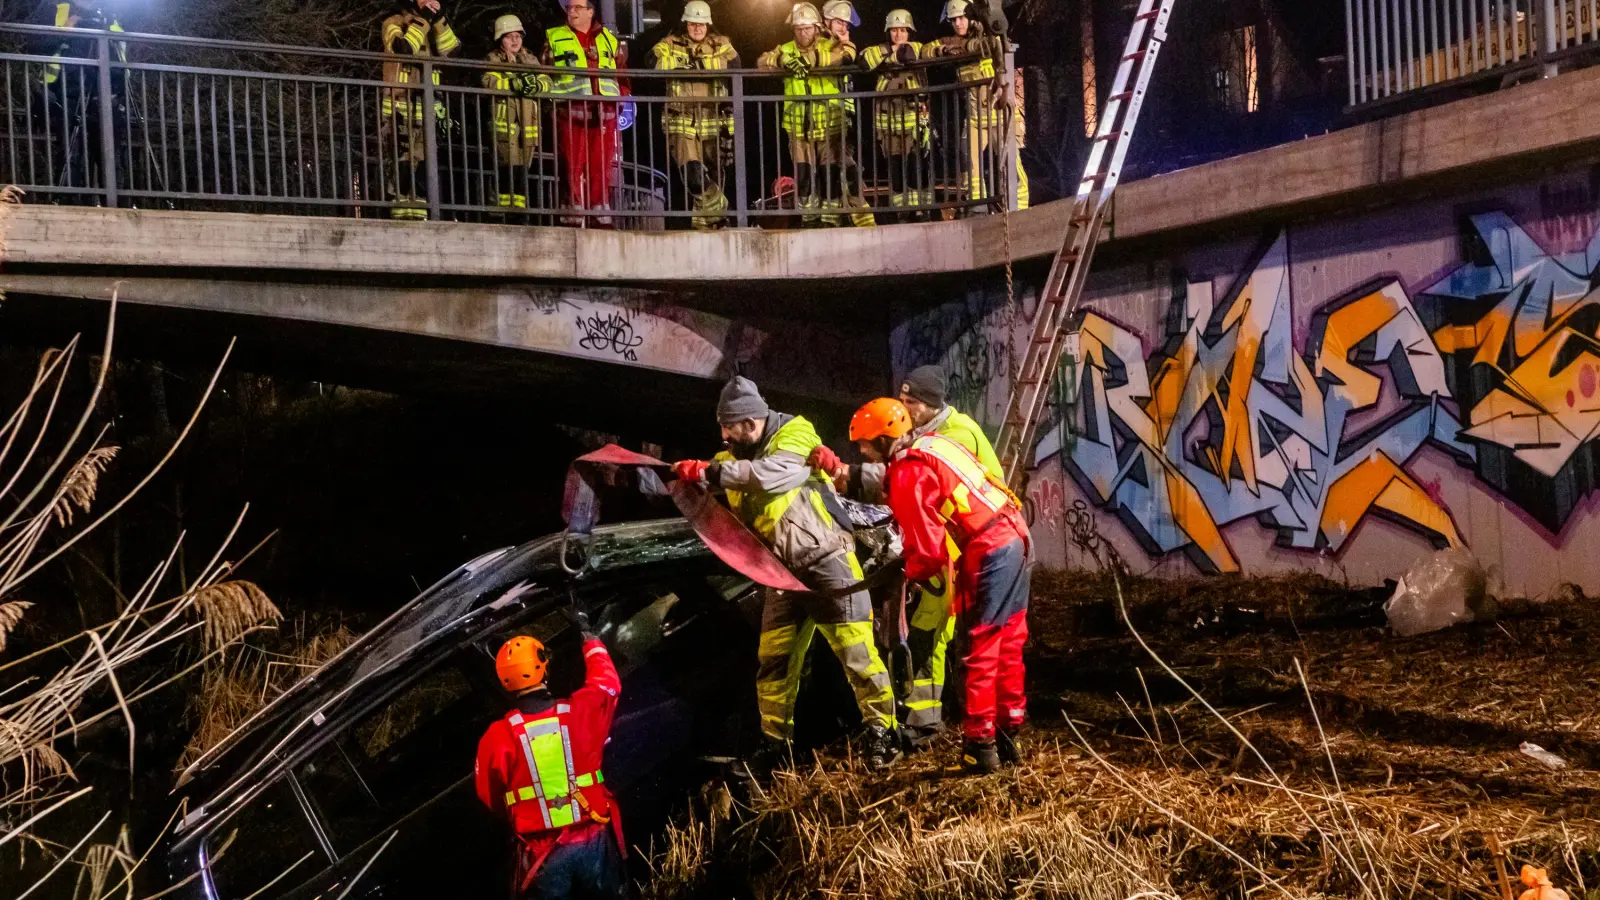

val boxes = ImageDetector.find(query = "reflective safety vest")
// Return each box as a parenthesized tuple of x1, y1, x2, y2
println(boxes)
(42, 3, 125, 87)
(761, 38, 852, 141)
(898, 432, 1018, 546)
(715, 415, 832, 543)
(501, 704, 610, 832)
(861, 42, 928, 136)
(546, 26, 621, 97)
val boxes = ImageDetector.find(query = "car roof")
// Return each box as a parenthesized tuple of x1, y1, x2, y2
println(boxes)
(169, 518, 711, 849)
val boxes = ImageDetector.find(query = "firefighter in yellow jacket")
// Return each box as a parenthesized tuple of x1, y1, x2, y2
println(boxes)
(653, 1, 739, 230)
(483, 15, 550, 215)
(921, 0, 1027, 213)
(757, 3, 856, 228)
(379, 0, 459, 219)
(861, 9, 930, 222)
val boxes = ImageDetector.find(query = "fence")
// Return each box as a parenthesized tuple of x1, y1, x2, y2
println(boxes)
(1345, 0, 1600, 109)
(0, 22, 1022, 229)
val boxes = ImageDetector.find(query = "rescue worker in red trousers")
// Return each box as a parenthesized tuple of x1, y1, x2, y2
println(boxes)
(672, 377, 900, 772)
(475, 609, 628, 898)
(811, 367, 1010, 748)
(543, 0, 630, 227)
(847, 397, 1030, 774)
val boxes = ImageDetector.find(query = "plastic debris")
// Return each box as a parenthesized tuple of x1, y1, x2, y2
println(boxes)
(1517, 865, 1571, 900)
(1519, 742, 1567, 770)
(1384, 548, 1489, 636)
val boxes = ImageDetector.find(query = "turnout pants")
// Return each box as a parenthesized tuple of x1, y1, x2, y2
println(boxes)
(957, 528, 1030, 742)
(757, 551, 897, 741)
(668, 134, 728, 230)
(902, 536, 959, 735)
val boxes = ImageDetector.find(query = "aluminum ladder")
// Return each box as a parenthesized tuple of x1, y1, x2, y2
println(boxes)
(993, 0, 1177, 490)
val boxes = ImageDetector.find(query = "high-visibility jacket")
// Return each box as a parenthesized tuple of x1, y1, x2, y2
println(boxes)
(757, 37, 855, 141)
(886, 432, 1025, 581)
(546, 25, 621, 97)
(475, 638, 622, 877)
(922, 32, 1001, 128)
(862, 42, 928, 137)
(653, 32, 738, 139)
(380, 10, 458, 120)
(713, 413, 853, 572)
(483, 48, 543, 146)
(41, 3, 125, 87)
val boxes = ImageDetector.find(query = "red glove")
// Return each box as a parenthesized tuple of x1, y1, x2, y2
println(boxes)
(672, 459, 710, 484)
(808, 445, 846, 478)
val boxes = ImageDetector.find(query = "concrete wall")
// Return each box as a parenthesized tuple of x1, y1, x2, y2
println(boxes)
(894, 163, 1600, 598)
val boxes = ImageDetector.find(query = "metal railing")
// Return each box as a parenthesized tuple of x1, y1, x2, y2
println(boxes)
(1345, 0, 1600, 109)
(0, 22, 1021, 229)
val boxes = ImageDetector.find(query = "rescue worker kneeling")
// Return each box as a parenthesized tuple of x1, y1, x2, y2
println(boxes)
(849, 397, 1030, 774)
(475, 610, 628, 898)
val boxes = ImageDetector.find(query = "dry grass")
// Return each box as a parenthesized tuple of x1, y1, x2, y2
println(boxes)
(645, 570, 1600, 900)
(193, 580, 284, 654)
(0, 599, 32, 653)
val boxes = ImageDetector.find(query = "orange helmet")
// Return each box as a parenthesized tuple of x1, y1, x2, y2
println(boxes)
(849, 397, 913, 442)
(495, 635, 549, 692)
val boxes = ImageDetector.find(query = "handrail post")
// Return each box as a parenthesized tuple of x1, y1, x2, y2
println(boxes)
(96, 35, 117, 208)
(1540, 0, 1560, 76)
(1002, 43, 1019, 212)
(731, 71, 749, 227)
(422, 60, 441, 219)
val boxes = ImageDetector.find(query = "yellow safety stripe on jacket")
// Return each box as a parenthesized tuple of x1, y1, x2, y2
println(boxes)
(861, 43, 925, 91)
(503, 706, 603, 830)
(714, 416, 832, 543)
(911, 432, 1011, 524)
(432, 20, 459, 55)
(656, 36, 736, 138)
(765, 38, 850, 140)
(546, 26, 620, 97)
(44, 5, 125, 85)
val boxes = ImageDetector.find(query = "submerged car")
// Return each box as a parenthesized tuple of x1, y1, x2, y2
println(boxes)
(164, 518, 769, 900)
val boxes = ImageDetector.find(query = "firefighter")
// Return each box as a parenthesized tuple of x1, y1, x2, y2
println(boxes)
(483, 15, 549, 215)
(820, 0, 874, 228)
(475, 610, 628, 898)
(379, 0, 459, 220)
(672, 377, 900, 772)
(848, 397, 1030, 774)
(543, 0, 630, 228)
(921, 0, 1028, 213)
(36, 2, 126, 198)
(653, 0, 739, 231)
(860, 9, 930, 222)
(811, 367, 1006, 746)
(757, 3, 855, 228)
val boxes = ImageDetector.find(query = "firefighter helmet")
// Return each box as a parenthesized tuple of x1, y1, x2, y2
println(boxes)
(495, 635, 550, 692)
(849, 397, 914, 442)
(884, 8, 916, 31)
(942, 0, 970, 22)
(681, 0, 713, 24)
(494, 14, 525, 40)
(822, 0, 860, 26)
(787, 2, 823, 27)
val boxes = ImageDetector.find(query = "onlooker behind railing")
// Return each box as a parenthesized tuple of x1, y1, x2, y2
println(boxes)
(542, 0, 630, 229)
(34, 2, 127, 199)
(822, 0, 875, 227)
(757, 3, 856, 229)
(379, 0, 459, 219)
(861, 9, 932, 223)
(923, 0, 1025, 214)
(483, 14, 550, 216)
(651, 0, 739, 232)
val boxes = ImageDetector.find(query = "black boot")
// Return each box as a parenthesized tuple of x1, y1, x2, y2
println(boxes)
(995, 730, 1020, 766)
(952, 738, 1001, 775)
(734, 739, 792, 783)
(863, 723, 903, 772)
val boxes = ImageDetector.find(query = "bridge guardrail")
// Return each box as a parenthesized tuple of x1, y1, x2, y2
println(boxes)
(0, 22, 1021, 229)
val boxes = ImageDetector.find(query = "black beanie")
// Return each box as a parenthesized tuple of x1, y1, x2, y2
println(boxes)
(900, 365, 947, 407)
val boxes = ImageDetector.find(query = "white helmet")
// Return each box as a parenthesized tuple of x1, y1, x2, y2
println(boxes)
(681, 0, 713, 24)
(884, 8, 915, 30)
(942, 0, 970, 22)
(822, 0, 859, 26)
(493, 14, 525, 40)
(787, 2, 823, 26)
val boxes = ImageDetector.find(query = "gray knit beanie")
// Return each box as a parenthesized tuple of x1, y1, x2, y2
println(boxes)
(900, 365, 947, 407)
(717, 376, 771, 424)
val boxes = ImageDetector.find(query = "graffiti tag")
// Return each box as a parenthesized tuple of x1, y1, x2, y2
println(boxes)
(575, 312, 645, 362)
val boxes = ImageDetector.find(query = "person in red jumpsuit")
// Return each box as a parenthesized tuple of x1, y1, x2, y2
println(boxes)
(475, 609, 629, 897)
(543, 0, 630, 227)
(848, 397, 1031, 774)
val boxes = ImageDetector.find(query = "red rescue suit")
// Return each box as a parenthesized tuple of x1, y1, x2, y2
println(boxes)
(885, 433, 1031, 742)
(475, 638, 625, 892)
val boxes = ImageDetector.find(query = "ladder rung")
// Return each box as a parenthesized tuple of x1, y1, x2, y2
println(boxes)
(1107, 91, 1134, 103)
(1082, 172, 1109, 184)
(1123, 49, 1148, 62)
(1135, 9, 1160, 20)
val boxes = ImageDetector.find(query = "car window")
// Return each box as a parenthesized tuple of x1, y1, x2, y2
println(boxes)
(294, 657, 500, 860)
(202, 780, 326, 900)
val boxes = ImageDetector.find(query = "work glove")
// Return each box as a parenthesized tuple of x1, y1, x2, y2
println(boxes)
(419, 0, 443, 22)
(719, 131, 735, 167)
(784, 53, 811, 78)
(520, 74, 549, 98)
(672, 459, 711, 485)
(562, 606, 595, 639)
(807, 445, 846, 479)
(911, 572, 948, 599)
(895, 43, 918, 65)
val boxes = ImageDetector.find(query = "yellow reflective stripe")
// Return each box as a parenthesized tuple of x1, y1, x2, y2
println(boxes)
(55, 3, 71, 26)
(433, 23, 460, 53)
